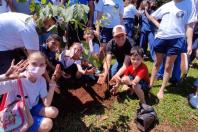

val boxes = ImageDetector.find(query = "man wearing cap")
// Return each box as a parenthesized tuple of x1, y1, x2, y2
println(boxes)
(97, 25, 132, 85)
(0, 12, 56, 74)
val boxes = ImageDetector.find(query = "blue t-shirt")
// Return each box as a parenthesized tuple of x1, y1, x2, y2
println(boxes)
(69, 0, 88, 5)
(40, 44, 57, 65)
(140, 10, 156, 33)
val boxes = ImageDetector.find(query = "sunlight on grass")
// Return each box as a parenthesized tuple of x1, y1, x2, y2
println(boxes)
(82, 60, 198, 130)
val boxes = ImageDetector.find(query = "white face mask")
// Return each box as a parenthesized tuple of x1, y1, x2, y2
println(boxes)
(27, 66, 46, 77)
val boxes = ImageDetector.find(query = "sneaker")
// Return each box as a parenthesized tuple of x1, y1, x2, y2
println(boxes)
(189, 95, 198, 108)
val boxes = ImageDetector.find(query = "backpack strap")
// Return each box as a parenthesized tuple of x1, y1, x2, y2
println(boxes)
(17, 79, 26, 104)
(0, 93, 8, 110)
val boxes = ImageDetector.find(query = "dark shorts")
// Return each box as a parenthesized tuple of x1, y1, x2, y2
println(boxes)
(100, 27, 113, 44)
(64, 63, 78, 78)
(28, 104, 44, 132)
(153, 37, 187, 56)
(128, 75, 149, 92)
(0, 48, 26, 74)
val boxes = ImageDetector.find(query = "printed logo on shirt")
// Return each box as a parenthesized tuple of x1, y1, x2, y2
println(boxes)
(114, 3, 119, 9)
(176, 11, 184, 18)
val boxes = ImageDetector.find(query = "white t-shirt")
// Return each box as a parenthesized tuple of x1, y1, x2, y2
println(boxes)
(0, 12, 39, 51)
(60, 50, 81, 69)
(95, 0, 124, 28)
(123, 4, 137, 19)
(0, 76, 47, 109)
(0, 0, 10, 14)
(88, 40, 100, 55)
(151, 0, 197, 39)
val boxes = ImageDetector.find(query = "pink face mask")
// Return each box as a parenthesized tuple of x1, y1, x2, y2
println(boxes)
(27, 66, 46, 77)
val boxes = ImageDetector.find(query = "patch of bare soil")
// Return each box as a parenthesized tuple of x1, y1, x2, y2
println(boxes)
(53, 81, 117, 112)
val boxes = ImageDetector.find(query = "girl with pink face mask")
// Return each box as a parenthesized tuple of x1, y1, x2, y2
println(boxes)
(0, 52, 59, 132)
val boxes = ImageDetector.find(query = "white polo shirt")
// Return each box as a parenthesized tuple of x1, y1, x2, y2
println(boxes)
(123, 4, 137, 19)
(95, 0, 124, 28)
(151, 0, 197, 39)
(0, 12, 39, 51)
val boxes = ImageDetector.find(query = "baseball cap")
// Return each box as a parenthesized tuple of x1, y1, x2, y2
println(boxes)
(112, 25, 126, 37)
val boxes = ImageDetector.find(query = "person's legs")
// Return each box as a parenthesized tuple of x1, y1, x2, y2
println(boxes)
(156, 57, 165, 80)
(29, 104, 58, 132)
(169, 54, 181, 83)
(39, 106, 59, 119)
(139, 32, 148, 55)
(38, 106, 59, 132)
(150, 52, 164, 87)
(157, 55, 178, 99)
(123, 18, 134, 43)
(132, 84, 145, 104)
(38, 118, 53, 132)
(150, 38, 167, 87)
(99, 27, 113, 59)
(148, 32, 155, 61)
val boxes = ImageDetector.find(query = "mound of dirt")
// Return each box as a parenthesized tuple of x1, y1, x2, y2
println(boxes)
(53, 82, 115, 112)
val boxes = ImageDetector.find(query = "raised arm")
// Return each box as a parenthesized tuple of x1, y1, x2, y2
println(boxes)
(42, 64, 60, 107)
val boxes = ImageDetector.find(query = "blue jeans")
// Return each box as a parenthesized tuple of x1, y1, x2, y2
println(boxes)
(110, 61, 123, 79)
(139, 31, 155, 60)
(123, 18, 134, 40)
(157, 53, 182, 82)
(100, 27, 113, 44)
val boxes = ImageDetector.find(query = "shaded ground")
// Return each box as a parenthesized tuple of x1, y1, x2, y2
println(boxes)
(51, 66, 198, 132)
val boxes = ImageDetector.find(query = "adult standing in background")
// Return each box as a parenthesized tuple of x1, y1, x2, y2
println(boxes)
(95, 0, 124, 55)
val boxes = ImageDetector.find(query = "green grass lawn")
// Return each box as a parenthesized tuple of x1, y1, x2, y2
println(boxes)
(53, 60, 198, 131)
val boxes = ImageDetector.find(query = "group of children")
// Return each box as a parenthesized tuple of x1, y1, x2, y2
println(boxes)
(0, 0, 197, 131)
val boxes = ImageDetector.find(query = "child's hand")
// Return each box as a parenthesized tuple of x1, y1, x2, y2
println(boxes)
(51, 64, 61, 94)
(110, 75, 121, 85)
(6, 59, 28, 79)
(121, 76, 131, 85)
(85, 67, 96, 74)
(97, 73, 106, 84)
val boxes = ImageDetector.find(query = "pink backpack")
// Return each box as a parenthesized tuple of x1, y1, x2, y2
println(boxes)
(0, 79, 33, 132)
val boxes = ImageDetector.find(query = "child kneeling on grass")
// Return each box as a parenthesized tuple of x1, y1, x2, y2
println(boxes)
(111, 46, 150, 104)
(0, 52, 58, 132)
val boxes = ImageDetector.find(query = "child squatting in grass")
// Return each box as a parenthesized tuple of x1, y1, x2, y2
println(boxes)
(111, 46, 150, 104)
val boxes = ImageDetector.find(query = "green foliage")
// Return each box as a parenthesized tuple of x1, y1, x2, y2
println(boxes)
(81, 41, 102, 68)
(33, 3, 89, 31)
(17, 0, 27, 3)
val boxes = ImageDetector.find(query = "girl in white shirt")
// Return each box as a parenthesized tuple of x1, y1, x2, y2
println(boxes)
(0, 52, 58, 132)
